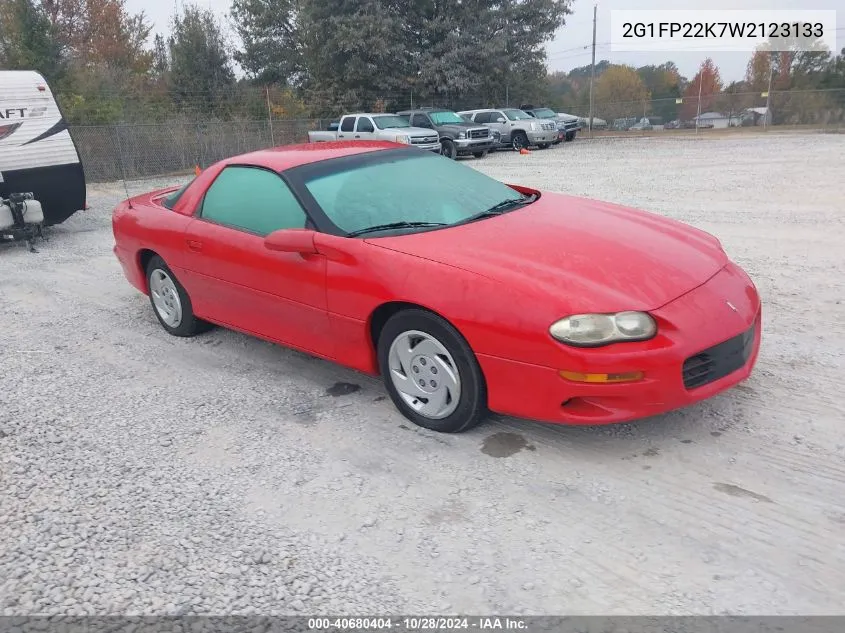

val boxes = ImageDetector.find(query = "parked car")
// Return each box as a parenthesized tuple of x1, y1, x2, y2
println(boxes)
(629, 118, 653, 131)
(396, 108, 497, 159)
(612, 117, 637, 131)
(579, 116, 608, 130)
(665, 120, 681, 129)
(520, 105, 579, 143)
(458, 108, 557, 150)
(112, 140, 761, 433)
(307, 113, 440, 152)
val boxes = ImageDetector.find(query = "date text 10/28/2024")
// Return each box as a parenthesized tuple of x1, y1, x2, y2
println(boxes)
(308, 617, 528, 630)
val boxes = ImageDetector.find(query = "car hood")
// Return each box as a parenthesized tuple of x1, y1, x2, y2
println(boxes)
(369, 192, 728, 313)
(384, 126, 437, 137)
(436, 122, 485, 133)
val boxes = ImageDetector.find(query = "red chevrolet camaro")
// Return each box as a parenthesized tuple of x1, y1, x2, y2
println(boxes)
(112, 141, 761, 433)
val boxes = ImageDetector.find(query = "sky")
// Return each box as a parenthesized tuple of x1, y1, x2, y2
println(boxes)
(129, 0, 843, 83)
(547, 0, 844, 81)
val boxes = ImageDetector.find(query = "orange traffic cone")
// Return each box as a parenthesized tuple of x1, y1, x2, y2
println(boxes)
(519, 148, 530, 155)
(194, 164, 202, 176)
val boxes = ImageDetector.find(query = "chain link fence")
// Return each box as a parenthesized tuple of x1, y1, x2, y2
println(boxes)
(72, 119, 327, 182)
(69, 88, 845, 183)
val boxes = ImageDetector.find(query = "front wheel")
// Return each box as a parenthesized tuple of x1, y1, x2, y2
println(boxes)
(440, 139, 457, 160)
(378, 309, 487, 433)
(511, 132, 529, 151)
(472, 150, 488, 159)
(565, 132, 576, 142)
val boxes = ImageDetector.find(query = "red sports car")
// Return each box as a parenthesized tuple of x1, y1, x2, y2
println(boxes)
(112, 141, 761, 433)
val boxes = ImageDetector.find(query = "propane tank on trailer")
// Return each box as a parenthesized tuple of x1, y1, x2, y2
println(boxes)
(21, 198, 45, 224)
(0, 202, 14, 231)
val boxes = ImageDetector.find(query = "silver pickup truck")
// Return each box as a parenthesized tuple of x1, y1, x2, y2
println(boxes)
(307, 113, 440, 152)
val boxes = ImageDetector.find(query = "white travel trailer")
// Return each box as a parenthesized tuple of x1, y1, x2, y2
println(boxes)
(0, 70, 86, 241)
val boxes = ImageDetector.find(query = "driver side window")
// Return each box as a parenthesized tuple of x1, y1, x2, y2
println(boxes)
(200, 166, 307, 236)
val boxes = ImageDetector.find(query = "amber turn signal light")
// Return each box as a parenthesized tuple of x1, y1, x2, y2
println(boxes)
(559, 370, 644, 384)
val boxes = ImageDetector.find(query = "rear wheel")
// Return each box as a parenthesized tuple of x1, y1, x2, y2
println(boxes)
(440, 139, 457, 160)
(472, 150, 488, 159)
(511, 132, 529, 151)
(378, 309, 487, 433)
(145, 255, 210, 337)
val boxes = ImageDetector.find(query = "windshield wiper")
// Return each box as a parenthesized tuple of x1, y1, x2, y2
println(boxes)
(463, 194, 537, 223)
(346, 221, 448, 237)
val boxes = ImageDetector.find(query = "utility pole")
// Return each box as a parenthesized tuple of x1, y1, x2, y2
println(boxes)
(266, 86, 275, 146)
(588, 3, 597, 138)
(695, 73, 703, 135)
(764, 51, 774, 131)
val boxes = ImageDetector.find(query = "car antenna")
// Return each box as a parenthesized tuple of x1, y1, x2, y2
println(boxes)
(114, 126, 133, 209)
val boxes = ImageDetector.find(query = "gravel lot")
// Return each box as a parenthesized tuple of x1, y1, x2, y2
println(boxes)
(1, 133, 844, 616)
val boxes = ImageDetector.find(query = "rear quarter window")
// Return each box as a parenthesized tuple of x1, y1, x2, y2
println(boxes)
(162, 180, 193, 209)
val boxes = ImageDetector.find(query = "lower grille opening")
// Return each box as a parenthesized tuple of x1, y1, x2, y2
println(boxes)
(682, 324, 756, 390)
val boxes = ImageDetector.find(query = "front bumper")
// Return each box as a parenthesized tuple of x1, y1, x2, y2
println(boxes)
(454, 138, 497, 153)
(411, 142, 442, 152)
(477, 263, 762, 425)
(527, 131, 558, 145)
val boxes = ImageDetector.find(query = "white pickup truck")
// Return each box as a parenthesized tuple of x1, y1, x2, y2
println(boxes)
(307, 113, 440, 152)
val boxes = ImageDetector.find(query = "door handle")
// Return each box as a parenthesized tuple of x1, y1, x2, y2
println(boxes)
(186, 239, 203, 251)
(354, 135, 360, 138)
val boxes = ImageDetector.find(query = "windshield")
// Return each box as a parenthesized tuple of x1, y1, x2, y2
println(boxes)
(373, 115, 411, 129)
(531, 108, 557, 119)
(302, 151, 526, 235)
(503, 109, 533, 121)
(429, 111, 466, 125)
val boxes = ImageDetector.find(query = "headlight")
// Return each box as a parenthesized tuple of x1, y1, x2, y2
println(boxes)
(395, 135, 410, 144)
(549, 312, 657, 347)
(529, 122, 538, 131)
(458, 132, 466, 139)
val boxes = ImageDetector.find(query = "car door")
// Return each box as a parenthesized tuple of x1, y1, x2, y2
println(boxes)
(181, 165, 332, 358)
(481, 111, 509, 142)
(354, 116, 376, 140)
(337, 116, 355, 140)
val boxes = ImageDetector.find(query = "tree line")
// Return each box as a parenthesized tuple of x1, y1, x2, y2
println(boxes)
(554, 43, 845, 125)
(2, 0, 844, 125)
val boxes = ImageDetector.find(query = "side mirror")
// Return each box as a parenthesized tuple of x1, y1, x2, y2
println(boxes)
(264, 228, 318, 254)
(496, 117, 506, 123)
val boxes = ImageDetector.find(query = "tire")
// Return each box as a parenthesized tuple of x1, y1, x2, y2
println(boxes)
(565, 132, 575, 142)
(440, 138, 457, 160)
(472, 150, 488, 159)
(378, 309, 487, 433)
(538, 143, 551, 149)
(511, 131, 529, 151)
(145, 255, 210, 337)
